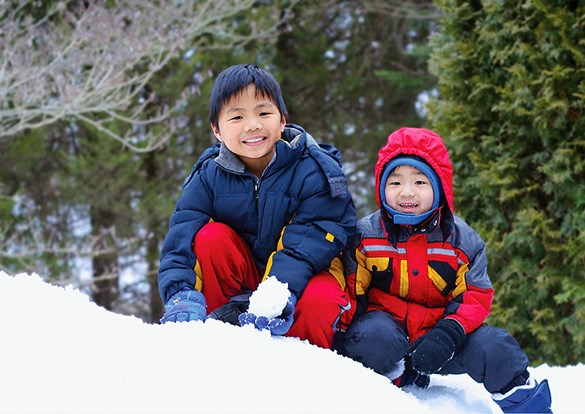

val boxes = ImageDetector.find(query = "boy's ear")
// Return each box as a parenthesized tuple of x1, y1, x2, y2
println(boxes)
(281, 115, 286, 132)
(211, 123, 222, 141)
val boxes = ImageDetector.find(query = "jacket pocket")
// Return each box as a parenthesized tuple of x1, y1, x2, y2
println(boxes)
(368, 257, 393, 293)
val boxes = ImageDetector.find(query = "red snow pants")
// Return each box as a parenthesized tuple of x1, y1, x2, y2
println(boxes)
(193, 222, 348, 349)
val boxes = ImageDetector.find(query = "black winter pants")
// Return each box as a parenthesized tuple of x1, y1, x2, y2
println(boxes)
(338, 310, 529, 393)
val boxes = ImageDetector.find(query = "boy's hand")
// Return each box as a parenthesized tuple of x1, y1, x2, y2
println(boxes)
(160, 289, 207, 323)
(238, 298, 296, 336)
(208, 292, 252, 326)
(394, 355, 430, 389)
(407, 318, 466, 375)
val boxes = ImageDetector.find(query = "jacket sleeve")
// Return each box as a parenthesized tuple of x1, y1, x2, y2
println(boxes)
(263, 160, 357, 298)
(444, 219, 494, 334)
(157, 167, 214, 304)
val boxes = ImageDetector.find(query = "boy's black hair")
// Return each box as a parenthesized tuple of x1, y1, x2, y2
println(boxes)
(209, 64, 288, 130)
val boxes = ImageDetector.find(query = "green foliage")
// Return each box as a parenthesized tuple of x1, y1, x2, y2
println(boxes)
(427, 0, 585, 364)
(271, 0, 437, 215)
(0, 127, 76, 278)
(375, 70, 430, 93)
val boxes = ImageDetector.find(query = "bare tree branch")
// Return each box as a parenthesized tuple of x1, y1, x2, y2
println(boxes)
(0, 217, 139, 268)
(0, 0, 289, 151)
(359, 0, 441, 20)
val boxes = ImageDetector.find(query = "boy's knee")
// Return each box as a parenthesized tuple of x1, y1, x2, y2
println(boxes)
(195, 222, 232, 244)
(341, 311, 408, 373)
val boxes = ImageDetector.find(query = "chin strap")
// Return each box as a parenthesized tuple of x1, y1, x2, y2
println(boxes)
(386, 205, 438, 225)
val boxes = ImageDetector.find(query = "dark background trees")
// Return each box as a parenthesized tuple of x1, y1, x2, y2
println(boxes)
(1, 0, 436, 317)
(426, 0, 585, 365)
(1, 0, 582, 365)
(0, 0, 293, 320)
(272, 0, 437, 212)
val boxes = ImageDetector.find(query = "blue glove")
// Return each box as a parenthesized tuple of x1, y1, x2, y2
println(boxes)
(407, 318, 466, 374)
(238, 296, 296, 336)
(160, 289, 207, 323)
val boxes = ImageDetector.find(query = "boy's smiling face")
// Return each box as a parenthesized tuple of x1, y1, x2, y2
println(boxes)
(384, 164, 434, 216)
(211, 84, 286, 177)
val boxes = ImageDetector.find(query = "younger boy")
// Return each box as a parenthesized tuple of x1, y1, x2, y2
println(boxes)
(157, 64, 356, 349)
(338, 127, 552, 413)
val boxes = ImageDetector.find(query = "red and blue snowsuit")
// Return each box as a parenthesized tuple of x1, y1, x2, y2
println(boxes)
(158, 124, 356, 348)
(339, 127, 529, 393)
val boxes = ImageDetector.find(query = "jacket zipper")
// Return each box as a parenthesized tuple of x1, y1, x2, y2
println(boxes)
(254, 177, 260, 199)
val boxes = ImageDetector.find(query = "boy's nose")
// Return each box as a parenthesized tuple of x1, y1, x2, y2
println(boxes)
(401, 185, 415, 197)
(244, 119, 261, 132)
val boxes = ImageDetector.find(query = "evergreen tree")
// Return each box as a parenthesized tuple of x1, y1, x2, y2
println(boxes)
(427, 0, 585, 365)
(0, 126, 76, 279)
(272, 0, 438, 215)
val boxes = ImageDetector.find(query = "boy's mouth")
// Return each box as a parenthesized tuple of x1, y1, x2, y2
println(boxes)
(243, 136, 266, 145)
(399, 202, 418, 211)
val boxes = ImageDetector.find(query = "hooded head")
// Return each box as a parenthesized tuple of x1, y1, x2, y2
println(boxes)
(375, 128, 454, 225)
(379, 155, 444, 225)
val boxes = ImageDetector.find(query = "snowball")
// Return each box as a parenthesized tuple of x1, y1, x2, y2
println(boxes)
(247, 276, 290, 319)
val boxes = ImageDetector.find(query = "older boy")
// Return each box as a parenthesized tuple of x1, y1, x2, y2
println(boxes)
(158, 64, 356, 349)
(338, 127, 552, 413)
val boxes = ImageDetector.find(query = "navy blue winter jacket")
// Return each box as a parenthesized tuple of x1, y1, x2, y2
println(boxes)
(158, 124, 356, 304)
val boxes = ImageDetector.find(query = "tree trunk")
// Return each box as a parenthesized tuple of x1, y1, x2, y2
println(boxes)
(90, 207, 119, 310)
(144, 151, 165, 323)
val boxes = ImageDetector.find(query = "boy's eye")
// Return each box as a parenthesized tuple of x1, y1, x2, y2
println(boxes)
(387, 181, 400, 186)
(415, 180, 427, 185)
(229, 115, 242, 121)
(259, 111, 273, 116)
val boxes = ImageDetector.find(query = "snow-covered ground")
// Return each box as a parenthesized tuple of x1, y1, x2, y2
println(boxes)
(0, 271, 578, 414)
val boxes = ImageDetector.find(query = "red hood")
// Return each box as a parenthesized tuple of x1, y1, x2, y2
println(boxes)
(375, 127, 454, 213)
